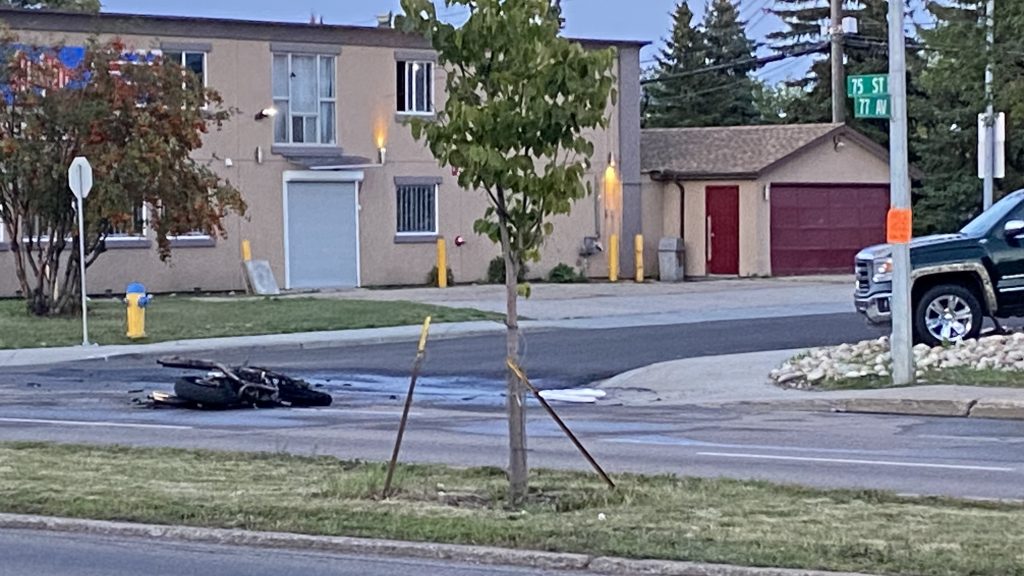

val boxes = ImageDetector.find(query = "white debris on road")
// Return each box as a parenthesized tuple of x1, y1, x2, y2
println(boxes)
(538, 389, 607, 403)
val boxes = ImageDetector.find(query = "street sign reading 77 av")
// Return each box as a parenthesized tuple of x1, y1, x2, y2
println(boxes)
(847, 74, 888, 97)
(854, 95, 891, 119)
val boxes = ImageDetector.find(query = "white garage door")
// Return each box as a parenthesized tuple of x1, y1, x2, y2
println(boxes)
(286, 180, 359, 289)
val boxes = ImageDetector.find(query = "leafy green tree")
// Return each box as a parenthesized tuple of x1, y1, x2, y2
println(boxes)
(0, 37, 245, 315)
(1, 0, 100, 11)
(700, 0, 760, 125)
(643, 2, 710, 127)
(397, 0, 616, 504)
(912, 0, 1024, 233)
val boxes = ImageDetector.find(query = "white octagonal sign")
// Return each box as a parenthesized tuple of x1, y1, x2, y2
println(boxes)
(69, 156, 93, 200)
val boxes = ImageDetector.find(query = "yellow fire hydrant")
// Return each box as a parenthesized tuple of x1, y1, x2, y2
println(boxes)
(124, 283, 152, 339)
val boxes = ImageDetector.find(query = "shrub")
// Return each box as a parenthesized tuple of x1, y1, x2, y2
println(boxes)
(548, 263, 587, 283)
(487, 256, 528, 284)
(427, 266, 455, 287)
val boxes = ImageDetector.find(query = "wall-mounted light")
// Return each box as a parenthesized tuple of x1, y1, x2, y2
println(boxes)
(254, 107, 278, 121)
(608, 152, 616, 168)
(379, 146, 388, 165)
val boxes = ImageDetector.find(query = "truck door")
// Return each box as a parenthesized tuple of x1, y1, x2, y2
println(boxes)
(984, 205, 1024, 312)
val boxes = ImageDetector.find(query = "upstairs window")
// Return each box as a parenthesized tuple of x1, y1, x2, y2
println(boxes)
(396, 60, 433, 115)
(273, 53, 336, 145)
(163, 50, 206, 85)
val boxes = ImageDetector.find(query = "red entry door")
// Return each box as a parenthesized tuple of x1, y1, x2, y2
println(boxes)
(706, 186, 740, 275)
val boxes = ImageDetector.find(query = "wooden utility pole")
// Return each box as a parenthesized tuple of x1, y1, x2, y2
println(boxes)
(831, 0, 846, 124)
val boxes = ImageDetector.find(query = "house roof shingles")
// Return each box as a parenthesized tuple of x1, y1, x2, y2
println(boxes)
(641, 123, 846, 178)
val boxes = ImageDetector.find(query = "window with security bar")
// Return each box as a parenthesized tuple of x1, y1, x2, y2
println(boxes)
(396, 184, 437, 235)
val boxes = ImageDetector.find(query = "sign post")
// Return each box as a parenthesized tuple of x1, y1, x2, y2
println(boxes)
(68, 156, 93, 347)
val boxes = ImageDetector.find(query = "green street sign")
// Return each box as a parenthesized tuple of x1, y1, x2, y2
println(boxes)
(847, 74, 889, 97)
(854, 95, 891, 119)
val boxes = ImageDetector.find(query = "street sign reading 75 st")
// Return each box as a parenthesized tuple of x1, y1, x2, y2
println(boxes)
(847, 74, 889, 97)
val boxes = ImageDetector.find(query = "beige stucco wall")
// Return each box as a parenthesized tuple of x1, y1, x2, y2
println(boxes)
(762, 137, 890, 184)
(0, 27, 626, 296)
(674, 179, 764, 277)
(646, 137, 892, 280)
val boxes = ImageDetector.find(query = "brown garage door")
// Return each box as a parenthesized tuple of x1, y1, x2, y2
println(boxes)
(770, 184, 889, 276)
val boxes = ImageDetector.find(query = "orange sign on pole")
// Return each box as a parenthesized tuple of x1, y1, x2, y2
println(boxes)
(887, 208, 913, 244)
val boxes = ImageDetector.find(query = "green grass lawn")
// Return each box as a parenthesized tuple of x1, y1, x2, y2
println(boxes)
(0, 297, 501, 349)
(818, 368, 1024, 390)
(1, 443, 1022, 576)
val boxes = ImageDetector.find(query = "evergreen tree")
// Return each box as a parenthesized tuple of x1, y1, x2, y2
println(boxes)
(768, 0, 895, 138)
(700, 0, 760, 125)
(643, 3, 707, 127)
(644, 0, 760, 127)
(643, 2, 710, 128)
(912, 0, 1024, 234)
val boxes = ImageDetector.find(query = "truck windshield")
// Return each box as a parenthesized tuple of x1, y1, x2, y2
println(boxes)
(960, 193, 1022, 237)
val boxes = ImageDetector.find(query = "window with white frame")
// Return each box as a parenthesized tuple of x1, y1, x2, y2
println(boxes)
(163, 50, 206, 86)
(272, 53, 336, 145)
(396, 60, 434, 115)
(105, 204, 148, 240)
(396, 183, 437, 235)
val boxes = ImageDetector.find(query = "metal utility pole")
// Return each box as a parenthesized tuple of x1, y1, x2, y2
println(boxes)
(889, 0, 914, 386)
(831, 0, 846, 124)
(983, 0, 996, 210)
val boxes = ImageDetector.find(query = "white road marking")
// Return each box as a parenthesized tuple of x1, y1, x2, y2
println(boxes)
(311, 409, 411, 417)
(696, 451, 1015, 472)
(0, 417, 193, 431)
(918, 434, 1024, 444)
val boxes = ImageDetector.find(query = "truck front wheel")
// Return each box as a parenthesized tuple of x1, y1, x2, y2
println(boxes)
(913, 284, 983, 346)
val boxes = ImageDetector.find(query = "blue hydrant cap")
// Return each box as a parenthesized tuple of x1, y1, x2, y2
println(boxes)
(126, 283, 146, 294)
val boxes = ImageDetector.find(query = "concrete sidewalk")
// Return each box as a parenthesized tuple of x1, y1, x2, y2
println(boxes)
(0, 321, 507, 369)
(596, 349, 1024, 420)
(290, 276, 857, 327)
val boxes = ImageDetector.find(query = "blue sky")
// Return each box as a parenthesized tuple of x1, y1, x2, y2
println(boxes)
(100, 1, 804, 83)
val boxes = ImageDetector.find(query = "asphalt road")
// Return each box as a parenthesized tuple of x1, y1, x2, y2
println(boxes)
(3, 312, 884, 388)
(4, 312, 1023, 500)
(0, 530, 581, 576)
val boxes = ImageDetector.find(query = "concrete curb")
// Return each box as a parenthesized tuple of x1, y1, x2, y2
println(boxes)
(831, 398, 975, 418)
(964, 399, 1024, 420)
(0, 513, 881, 576)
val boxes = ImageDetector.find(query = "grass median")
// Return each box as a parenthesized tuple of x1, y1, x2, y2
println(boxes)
(0, 297, 501, 349)
(2, 442, 1022, 576)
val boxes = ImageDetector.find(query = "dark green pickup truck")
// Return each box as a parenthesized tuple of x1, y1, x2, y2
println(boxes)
(855, 189, 1024, 346)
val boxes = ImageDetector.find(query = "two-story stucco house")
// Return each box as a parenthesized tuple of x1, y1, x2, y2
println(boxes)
(0, 9, 643, 296)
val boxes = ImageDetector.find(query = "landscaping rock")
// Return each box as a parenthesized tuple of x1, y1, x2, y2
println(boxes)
(769, 333, 1024, 389)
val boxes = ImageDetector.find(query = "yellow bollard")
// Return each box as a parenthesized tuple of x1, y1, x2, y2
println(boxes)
(609, 234, 620, 282)
(635, 234, 644, 283)
(124, 283, 151, 339)
(241, 239, 252, 262)
(436, 238, 448, 288)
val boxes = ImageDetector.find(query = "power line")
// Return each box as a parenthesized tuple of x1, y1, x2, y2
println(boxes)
(640, 42, 828, 85)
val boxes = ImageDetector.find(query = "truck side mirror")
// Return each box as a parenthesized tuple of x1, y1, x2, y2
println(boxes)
(1004, 220, 1024, 240)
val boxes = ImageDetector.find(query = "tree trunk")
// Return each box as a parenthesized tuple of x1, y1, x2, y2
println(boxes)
(498, 210, 528, 507)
